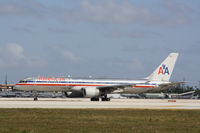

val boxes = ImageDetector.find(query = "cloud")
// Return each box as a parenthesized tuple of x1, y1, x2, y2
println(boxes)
(104, 30, 161, 39)
(163, 0, 194, 25)
(128, 58, 144, 71)
(0, 0, 195, 26)
(6, 43, 25, 61)
(79, 0, 197, 26)
(0, 0, 48, 17)
(181, 42, 200, 55)
(12, 27, 33, 33)
(51, 46, 82, 63)
(0, 43, 45, 67)
(47, 27, 71, 33)
(73, 0, 193, 26)
(80, 0, 151, 24)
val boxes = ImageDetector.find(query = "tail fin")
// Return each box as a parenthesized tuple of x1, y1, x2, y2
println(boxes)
(146, 53, 179, 82)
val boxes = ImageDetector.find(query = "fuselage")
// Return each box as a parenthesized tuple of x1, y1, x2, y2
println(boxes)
(15, 77, 169, 93)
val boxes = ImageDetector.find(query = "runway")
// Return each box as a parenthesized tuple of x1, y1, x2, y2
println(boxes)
(0, 98, 200, 109)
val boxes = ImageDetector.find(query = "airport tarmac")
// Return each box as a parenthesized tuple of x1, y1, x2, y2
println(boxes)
(0, 98, 200, 109)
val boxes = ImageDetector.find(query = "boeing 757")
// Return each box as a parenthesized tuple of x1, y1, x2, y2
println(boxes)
(15, 53, 182, 101)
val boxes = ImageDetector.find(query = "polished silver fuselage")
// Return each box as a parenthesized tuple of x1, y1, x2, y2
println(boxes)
(15, 77, 168, 94)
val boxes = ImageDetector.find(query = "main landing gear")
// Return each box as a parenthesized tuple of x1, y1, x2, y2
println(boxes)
(101, 95, 110, 101)
(91, 97, 100, 101)
(90, 95, 110, 101)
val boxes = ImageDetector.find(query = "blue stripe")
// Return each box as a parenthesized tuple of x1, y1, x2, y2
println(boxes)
(24, 80, 156, 86)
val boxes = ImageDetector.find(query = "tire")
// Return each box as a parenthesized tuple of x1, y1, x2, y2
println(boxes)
(91, 97, 99, 101)
(34, 97, 38, 101)
(102, 98, 110, 101)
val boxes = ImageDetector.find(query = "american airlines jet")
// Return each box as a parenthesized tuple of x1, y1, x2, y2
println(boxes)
(15, 53, 181, 101)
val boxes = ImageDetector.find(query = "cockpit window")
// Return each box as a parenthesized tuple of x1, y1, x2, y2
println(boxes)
(19, 80, 27, 83)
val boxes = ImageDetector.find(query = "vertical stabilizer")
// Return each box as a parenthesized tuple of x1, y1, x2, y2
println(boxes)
(146, 53, 179, 82)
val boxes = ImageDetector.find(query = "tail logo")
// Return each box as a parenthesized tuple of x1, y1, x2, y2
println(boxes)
(158, 64, 169, 75)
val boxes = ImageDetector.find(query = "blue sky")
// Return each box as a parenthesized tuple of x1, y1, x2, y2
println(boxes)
(0, 0, 199, 86)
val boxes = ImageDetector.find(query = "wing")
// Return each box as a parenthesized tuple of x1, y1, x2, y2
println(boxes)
(97, 84, 134, 93)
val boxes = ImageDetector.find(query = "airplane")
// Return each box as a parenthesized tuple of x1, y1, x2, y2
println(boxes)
(14, 53, 182, 101)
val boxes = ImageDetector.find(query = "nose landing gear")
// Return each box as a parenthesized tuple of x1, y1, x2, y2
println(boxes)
(33, 91, 38, 101)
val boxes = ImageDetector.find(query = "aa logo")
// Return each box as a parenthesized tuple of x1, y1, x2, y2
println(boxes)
(158, 64, 169, 75)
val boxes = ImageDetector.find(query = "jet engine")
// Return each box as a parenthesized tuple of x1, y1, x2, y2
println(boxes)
(64, 91, 83, 98)
(82, 87, 100, 98)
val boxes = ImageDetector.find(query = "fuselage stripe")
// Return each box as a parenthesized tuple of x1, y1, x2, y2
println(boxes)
(16, 83, 156, 88)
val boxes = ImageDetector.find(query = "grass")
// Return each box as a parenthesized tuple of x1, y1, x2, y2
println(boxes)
(0, 109, 200, 133)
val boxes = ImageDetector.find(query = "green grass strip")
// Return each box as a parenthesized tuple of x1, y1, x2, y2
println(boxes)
(0, 109, 200, 133)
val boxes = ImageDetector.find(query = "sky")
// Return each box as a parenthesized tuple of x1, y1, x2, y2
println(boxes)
(0, 0, 199, 86)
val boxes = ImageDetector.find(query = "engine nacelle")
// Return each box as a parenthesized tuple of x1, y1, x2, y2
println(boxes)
(82, 87, 100, 98)
(64, 91, 83, 98)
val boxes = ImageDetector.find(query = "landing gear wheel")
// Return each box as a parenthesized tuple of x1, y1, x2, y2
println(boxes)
(91, 97, 99, 101)
(102, 97, 110, 101)
(34, 97, 38, 101)
(101, 94, 110, 101)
